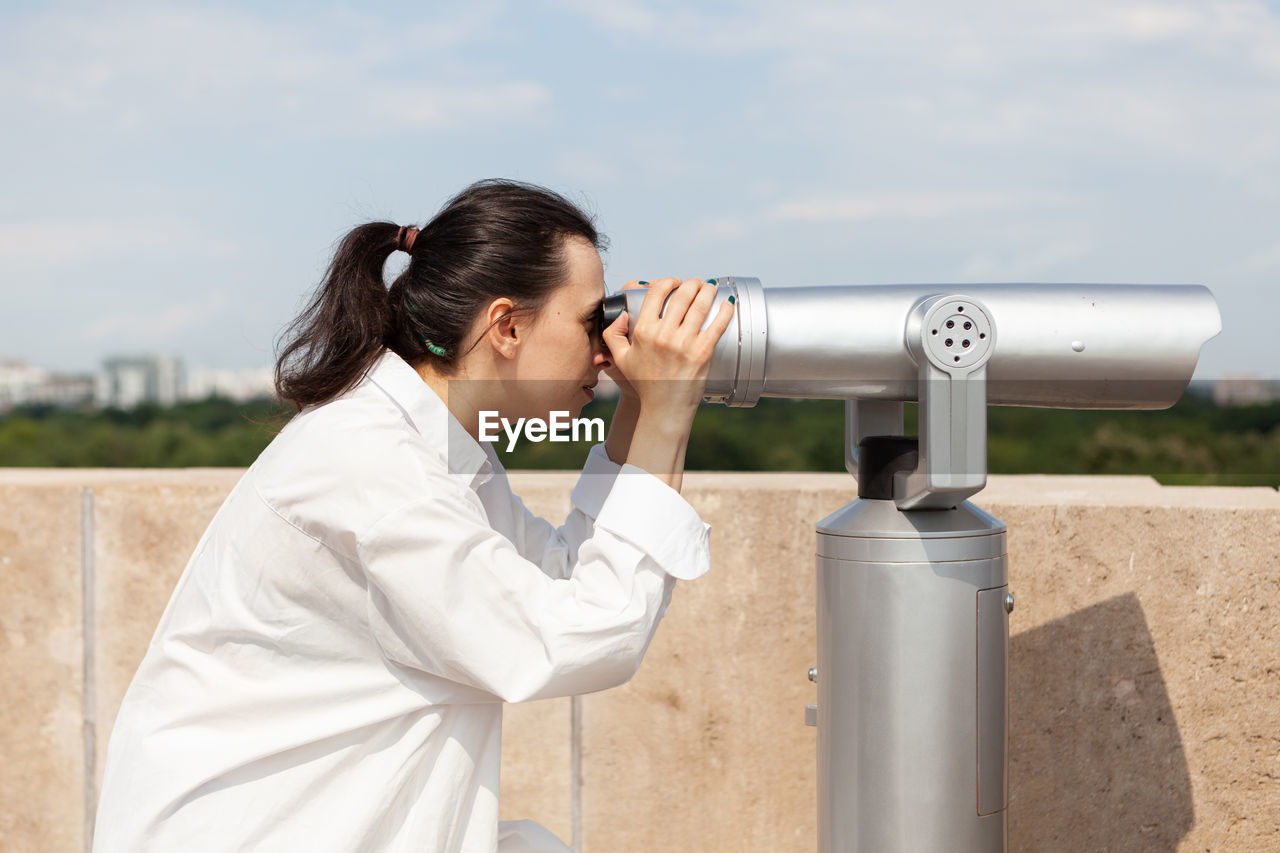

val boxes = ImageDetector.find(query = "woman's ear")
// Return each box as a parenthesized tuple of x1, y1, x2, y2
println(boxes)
(482, 297, 523, 360)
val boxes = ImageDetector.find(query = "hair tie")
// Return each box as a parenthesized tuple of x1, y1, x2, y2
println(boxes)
(423, 338, 447, 357)
(396, 226, 419, 254)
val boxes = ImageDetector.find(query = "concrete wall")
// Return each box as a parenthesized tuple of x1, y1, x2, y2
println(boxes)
(1, 469, 1276, 852)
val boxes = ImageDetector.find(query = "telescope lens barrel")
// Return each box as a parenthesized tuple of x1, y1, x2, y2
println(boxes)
(599, 278, 1220, 410)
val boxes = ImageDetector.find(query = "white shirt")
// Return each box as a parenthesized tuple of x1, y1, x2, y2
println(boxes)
(93, 350, 711, 852)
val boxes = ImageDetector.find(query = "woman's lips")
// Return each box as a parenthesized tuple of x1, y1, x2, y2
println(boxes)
(582, 383, 596, 401)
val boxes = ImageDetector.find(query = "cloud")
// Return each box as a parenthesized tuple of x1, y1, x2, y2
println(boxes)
(770, 191, 1072, 222)
(959, 236, 1095, 280)
(551, 149, 626, 184)
(370, 81, 551, 129)
(1221, 243, 1280, 278)
(0, 2, 547, 138)
(692, 189, 1077, 240)
(619, 0, 1280, 70)
(77, 303, 209, 344)
(691, 217, 751, 241)
(560, 0, 1280, 174)
(67, 282, 232, 346)
(550, 0, 659, 34)
(0, 220, 233, 267)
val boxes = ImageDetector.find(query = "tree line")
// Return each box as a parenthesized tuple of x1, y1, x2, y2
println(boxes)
(0, 393, 1276, 487)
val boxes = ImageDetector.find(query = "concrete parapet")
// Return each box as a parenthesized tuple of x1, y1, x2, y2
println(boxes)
(0, 483, 84, 853)
(0, 469, 1276, 852)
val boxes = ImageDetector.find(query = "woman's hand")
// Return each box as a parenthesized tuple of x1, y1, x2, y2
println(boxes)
(602, 277, 735, 422)
(599, 279, 647, 405)
(600, 277, 735, 491)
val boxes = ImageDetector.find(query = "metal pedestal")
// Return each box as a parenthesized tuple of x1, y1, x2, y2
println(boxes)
(814, 497, 1009, 853)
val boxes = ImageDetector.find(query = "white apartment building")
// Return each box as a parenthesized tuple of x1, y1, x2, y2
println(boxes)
(0, 360, 49, 409)
(1213, 375, 1278, 407)
(95, 355, 184, 409)
(0, 360, 94, 411)
(184, 367, 276, 402)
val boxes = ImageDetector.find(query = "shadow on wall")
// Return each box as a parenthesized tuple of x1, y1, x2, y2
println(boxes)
(1009, 593, 1193, 852)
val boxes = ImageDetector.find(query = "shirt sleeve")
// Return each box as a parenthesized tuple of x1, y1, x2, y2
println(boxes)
(356, 464, 710, 703)
(503, 442, 623, 581)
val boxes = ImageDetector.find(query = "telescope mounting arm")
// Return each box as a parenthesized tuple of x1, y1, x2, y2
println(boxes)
(846, 294, 997, 511)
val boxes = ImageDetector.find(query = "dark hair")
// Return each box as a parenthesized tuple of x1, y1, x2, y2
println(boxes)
(274, 179, 606, 409)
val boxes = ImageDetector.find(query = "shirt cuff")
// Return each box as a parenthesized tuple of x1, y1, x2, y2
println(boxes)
(593, 464, 711, 581)
(569, 442, 622, 519)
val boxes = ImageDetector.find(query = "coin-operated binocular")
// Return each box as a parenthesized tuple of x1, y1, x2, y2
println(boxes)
(604, 279, 1220, 853)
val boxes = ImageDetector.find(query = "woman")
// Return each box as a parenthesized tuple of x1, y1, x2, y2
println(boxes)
(93, 180, 734, 852)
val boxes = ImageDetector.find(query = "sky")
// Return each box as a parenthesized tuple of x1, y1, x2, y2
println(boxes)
(2, 0, 1277, 380)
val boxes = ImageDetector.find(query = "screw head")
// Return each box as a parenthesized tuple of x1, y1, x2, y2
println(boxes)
(808, 666, 818, 683)
(1005, 593, 1015, 614)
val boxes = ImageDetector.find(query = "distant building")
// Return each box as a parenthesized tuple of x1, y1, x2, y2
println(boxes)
(184, 367, 277, 402)
(1213, 375, 1277, 407)
(36, 374, 95, 408)
(0, 360, 49, 409)
(0, 360, 94, 412)
(95, 355, 184, 409)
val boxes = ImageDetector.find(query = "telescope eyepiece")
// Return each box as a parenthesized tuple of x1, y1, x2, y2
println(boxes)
(600, 292, 629, 332)
(590, 291, 633, 352)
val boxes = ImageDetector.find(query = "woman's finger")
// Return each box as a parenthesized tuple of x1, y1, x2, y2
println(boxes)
(636, 277, 681, 331)
(680, 281, 720, 337)
(658, 278, 707, 333)
(602, 310, 631, 360)
(695, 295, 737, 358)
(668, 281, 715, 349)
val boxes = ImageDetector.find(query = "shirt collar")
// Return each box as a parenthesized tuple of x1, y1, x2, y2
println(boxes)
(365, 350, 494, 490)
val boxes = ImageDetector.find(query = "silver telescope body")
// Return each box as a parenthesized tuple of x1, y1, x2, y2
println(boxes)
(605, 277, 1221, 853)
(604, 278, 1221, 409)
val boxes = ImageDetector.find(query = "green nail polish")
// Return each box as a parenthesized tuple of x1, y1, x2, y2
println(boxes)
(707, 278, 717, 285)
(638, 280, 649, 285)
(728, 295, 736, 304)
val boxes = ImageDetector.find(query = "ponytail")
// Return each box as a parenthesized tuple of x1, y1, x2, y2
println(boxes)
(275, 179, 605, 411)
(274, 222, 399, 409)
